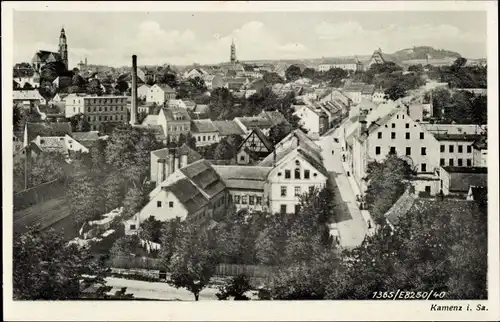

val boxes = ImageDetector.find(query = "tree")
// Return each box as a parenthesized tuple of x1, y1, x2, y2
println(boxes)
(429, 88, 451, 119)
(110, 235, 141, 258)
(13, 104, 26, 131)
(87, 79, 103, 96)
(408, 64, 424, 73)
(285, 65, 302, 82)
(189, 76, 208, 95)
(168, 222, 218, 301)
(66, 172, 104, 227)
(384, 83, 407, 101)
(38, 80, 57, 103)
(214, 137, 237, 160)
(139, 216, 164, 244)
(28, 152, 67, 187)
(40, 61, 66, 83)
(122, 187, 147, 218)
(216, 275, 252, 300)
(301, 68, 316, 80)
(160, 72, 179, 89)
(159, 217, 184, 267)
(101, 172, 126, 212)
(323, 68, 348, 87)
(23, 82, 34, 90)
(451, 57, 467, 71)
(68, 114, 91, 132)
(13, 228, 110, 300)
(268, 121, 293, 145)
(263, 72, 284, 84)
(115, 80, 129, 94)
(209, 88, 234, 120)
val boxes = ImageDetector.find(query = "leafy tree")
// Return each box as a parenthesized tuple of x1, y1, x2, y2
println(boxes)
(408, 64, 424, 73)
(168, 222, 218, 301)
(13, 228, 110, 300)
(66, 172, 104, 227)
(23, 82, 34, 90)
(115, 80, 129, 94)
(189, 76, 207, 94)
(322, 68, 348, 87)
(110, 235, 141, 258)
(139, 216, 164, 244)
(216, 275, 252, 300)
(159, 217, 184, 267)
(301, 68, 316, 80)
(122, 186, 147, 218)
(68, 114, 91, 132)
(28, 152, 67, 186)
(209, 87, 234, 120)
(214, 137, 237, 160)
(451, 57, 467, 72)
(384, 83, 407, 101)
(263, 72, 284, 84)
(160, 72, 179, 89)
(13, 104, 26, 131)
(268, 121, 293, 145)
(285, 65, 302, 82)
(39, 61, 66, 83)
(101, 172, 126, 212)
(38, 80, 57, 103)
(429, 88, 452, 119)
(87, 79, 103, 96)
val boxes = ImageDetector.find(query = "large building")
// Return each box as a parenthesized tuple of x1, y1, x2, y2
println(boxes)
(157, 107, 191, 141)
(367, 48, 386, 68)
(317, 57, 364, 72)
(146, 84, 177, 105)
(32, 28, 68, 72)
(64, 94, 129, 131)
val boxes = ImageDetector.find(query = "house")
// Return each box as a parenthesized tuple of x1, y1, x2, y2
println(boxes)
(146, 84, 177, 105)
(367, 48, 386, 68)
(343, 82, 366, 104)
(53, 93, 69, 103)
(292, 104, 329, 137)
(192, 104, 209, 117)
(372, 89, 386, 104)
(190, 119, 220, 147)
(166, 99, 187, 109)
(212, 120, 246, 139)
(127, 160, 228, 234)
(420, 123, 486, 136)
(150, 144, 202, 185)
(183, 68, 209, 79)
(350, 108, 440, 194)
(15, 74, 40, 89)
(201, 74, 224, 90)
(258, 110, 289, 127)
(224, 77, 250, 91)
(233, 116, 274, 136)
(317, 57, 364, 72)
(24, 122, 72, 147)
(258, 132, 328, 214)
(182, 99, 197, 110)
(133, 124, 167, 143)
(137, 84, 151, 100)
(361, 84, 376, 100)
(69, 131, 100, 149)
(472, 136, 487, 167)
(13, 90, 46, 107)
(213, 165, 272, 212)
(236, 128, 274, 165)
(434, 133, 482, 168)
(157, 107, 191, 141)
(439, 166, 487, 197)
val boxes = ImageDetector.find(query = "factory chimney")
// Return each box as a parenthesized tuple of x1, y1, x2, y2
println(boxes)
(129, 55, 138, 125)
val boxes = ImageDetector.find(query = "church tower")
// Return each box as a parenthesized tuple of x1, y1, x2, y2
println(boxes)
(59, 27, 68, 70)
(230, 39, 237, 64)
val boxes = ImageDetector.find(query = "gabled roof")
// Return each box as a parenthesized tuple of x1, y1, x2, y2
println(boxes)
(193, 104, 209, 114)
(180, 160, 226, 198)
(69, 131, 99, 143)
(33, 50, 62, 62)
(344, 82, 366, 92)
(160, 107, 191, 122)
(155, 84, 176, 93)
(434, 133, 483, 142)
(191, 119, 218, 133)
(251, 128, 274, 151)
(26, 122, 72, 142)
(213, 120, 246, 136)
(13, 90, 44, 101)
(259, 110, 288, 126)
(358, 99, 378, 111)
(384, 188, 418, 226)
(361, 84, 376, 95)
(213, 165, 272, 190)
(141, 115, 158, 126)
(237, 116, 273, 129)
(151, 144, 202, 165)
(442, 166, 487, 193)
(164, 178, 210, 213)
(38, 137, 69, 154)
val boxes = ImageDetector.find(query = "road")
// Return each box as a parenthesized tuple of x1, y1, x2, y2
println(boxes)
(105, 277, 219, 301)
(318, 127, 368, 249)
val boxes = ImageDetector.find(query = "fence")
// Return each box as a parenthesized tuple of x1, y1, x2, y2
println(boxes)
(13, 179, 66, 211)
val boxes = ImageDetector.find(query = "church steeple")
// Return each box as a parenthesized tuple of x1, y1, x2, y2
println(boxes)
(59, 26, 68, 70)
(230, 39, 237, 64)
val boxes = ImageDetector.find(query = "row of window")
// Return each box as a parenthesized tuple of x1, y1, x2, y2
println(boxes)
(440, 158, 472, 167)
(440, 144, 472, 153)
(375, 146, 427, 156)
(378, 131, 425, 140)
(277, 169, 317, 180)
(85, 105, 125, 113)
(197, 135, 217, 142)
(230, 194, 263, 205)
(87, 98, 126, 104)
(87, 114, 126, 122)
(280, 185, 316, 197)
(157, 201, 174, 208)
(280, 204, 301, 214)
(168, 125, 189, 132)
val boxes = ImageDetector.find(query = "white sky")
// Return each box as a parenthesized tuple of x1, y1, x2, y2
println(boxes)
(13, 11, 487, 68)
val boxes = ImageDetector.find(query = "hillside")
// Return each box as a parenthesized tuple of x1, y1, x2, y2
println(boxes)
(386, 46, 461, 62)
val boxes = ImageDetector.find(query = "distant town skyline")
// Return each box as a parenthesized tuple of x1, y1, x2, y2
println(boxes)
(14, 11, 487, 68)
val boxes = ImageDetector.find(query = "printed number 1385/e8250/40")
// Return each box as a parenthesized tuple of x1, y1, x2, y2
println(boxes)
(372, 290, 447, 300)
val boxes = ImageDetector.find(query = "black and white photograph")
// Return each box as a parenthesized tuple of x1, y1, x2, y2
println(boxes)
(2, 1, 498, 321)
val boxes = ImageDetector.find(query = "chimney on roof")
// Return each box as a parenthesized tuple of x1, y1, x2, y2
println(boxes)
(129, 55, 138, 126)
(272, 149, 277, 167)
(180, 151, 188, 169)
(358, 116, 367, 137)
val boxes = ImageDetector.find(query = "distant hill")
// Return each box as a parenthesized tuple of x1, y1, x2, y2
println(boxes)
(386, 46, 461, 62)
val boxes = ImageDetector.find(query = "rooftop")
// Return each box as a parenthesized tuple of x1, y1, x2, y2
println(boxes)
(164, 178, 209, 213)
(442, 166, 488, 174)
(191, 119, 218, 133)
(213, 165, 272, 191)
(434, 133, 483, 142)
(26, 122, 72, 142)
(212, 120, 246, 136)
(180, 159, 226, 198)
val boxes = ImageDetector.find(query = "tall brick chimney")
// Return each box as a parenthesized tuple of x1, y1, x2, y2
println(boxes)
(129, 55, 138, 125)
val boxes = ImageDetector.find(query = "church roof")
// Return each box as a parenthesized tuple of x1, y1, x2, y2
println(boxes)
(33, 50, 62, 62)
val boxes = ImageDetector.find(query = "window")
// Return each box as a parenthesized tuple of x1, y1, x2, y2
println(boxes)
(203, 135, 206, 141)
(405, 132, 410, 139)
(375, 146, 381, 155)
(256, 196, 262, 205)
(130, 224, 136, 230)
(405, 123, 409, 128)
(295, 204, 301, 214)
(249, 196, 255, 205)
(405, 147, 411, 156)
(389, 147, 396, 154)
(425, 186, 431, 193)
(440, 158, 445, 166)
(377, 132, 382, 139)
(458, 145, 463, 153)
(421, 147, 427, 155)
(421, 163, 427, 172)
(240, 155, 245, 161)
(294, 168, 301, 179)
(467, 159, 472, 167)
(449, 145, 454, 153)
(228, 195, 233, 203)
(241, 196, 247, 205)
(285, 170, 291, 179)
(457, 159, 463, 166)
(281, 186, 287, 197)
(235, 195, 241, 204)
(104, 106, 107, 112)
(198, 136, 201, 141)
(449, 159, 454, 166)
(391, 123, 395, 128)
(440, 145, 445, 153)
(40, 139, 45, 144)
(157, 201, 162, 208)
(294, 186, 301, 196)
(304, 170, 310, 179)
(280, 205, 287, 214)
(420, 132, 424, 139)
(391, 132, 396, 139)
(467, 145, 472, 153)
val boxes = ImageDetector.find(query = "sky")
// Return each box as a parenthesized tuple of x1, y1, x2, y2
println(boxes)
(13, 11, 487, 68)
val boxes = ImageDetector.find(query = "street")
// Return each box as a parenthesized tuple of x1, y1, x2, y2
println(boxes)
(319, 128, 368, 249)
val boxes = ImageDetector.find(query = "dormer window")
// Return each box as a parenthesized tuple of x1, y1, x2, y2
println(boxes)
(295, 160, 300, 166)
